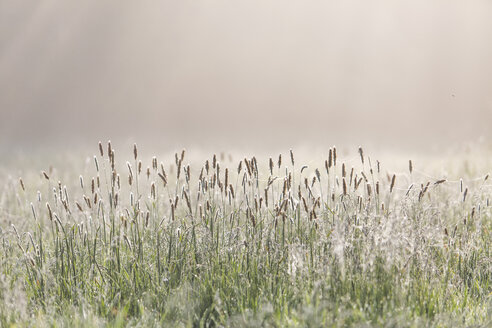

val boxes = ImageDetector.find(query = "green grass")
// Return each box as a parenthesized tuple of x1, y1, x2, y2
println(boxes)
(0, 144, 490, 327)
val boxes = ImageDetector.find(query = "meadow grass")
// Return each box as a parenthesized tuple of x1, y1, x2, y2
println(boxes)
(0, 143, 490, 327)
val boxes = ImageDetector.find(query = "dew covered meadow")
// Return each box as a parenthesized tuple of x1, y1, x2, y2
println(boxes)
(0, 142, 490, 327)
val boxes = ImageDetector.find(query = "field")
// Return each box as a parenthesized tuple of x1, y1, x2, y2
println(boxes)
(0, 143, 491, 327)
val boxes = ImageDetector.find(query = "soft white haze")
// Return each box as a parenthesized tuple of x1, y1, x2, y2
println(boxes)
(0, 0, 491, 151)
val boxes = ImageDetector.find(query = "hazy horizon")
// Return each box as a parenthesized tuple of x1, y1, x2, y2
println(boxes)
(1, 0, 491, 153)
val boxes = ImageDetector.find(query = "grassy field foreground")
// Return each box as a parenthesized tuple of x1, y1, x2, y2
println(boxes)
(0, 143, 491, 327)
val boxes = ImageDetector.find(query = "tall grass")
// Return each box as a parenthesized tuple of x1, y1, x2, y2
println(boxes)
(0, 143, 490, 327)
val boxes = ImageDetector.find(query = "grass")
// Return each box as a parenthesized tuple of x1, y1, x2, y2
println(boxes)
(0, 143, 490, 327)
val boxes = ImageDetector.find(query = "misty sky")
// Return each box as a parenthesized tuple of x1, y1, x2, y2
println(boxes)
(0, 0, 491, 151)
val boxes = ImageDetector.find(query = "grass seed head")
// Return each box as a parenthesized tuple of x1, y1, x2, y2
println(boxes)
(390, 174, 396, 193)
(19, 177, 25, 191)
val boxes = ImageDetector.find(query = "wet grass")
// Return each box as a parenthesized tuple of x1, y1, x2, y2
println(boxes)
(0, 143, 490, 327)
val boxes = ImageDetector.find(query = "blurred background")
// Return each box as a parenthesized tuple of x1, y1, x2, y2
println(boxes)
(0, 0, 491, 155)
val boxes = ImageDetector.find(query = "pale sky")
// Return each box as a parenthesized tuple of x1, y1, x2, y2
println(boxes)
(0, 0, 491, 151)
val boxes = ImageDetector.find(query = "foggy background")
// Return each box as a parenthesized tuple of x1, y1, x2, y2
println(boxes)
(1, 0, 491, 154)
